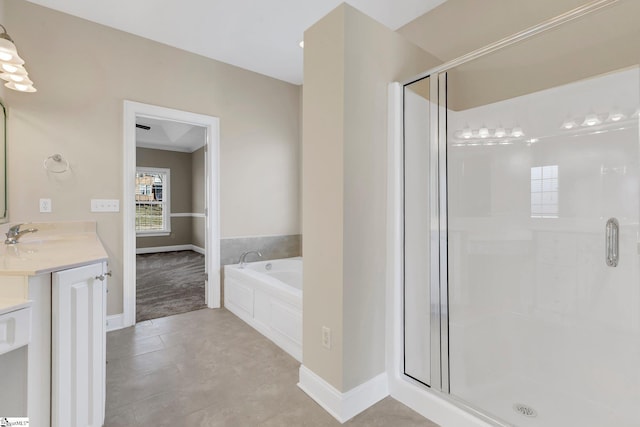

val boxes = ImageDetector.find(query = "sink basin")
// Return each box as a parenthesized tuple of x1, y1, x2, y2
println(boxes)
(0, 221, 108, 276)
(16, 233, 93, 245)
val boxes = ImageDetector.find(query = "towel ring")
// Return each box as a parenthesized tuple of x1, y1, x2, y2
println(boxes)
(43, 154, 70, 173)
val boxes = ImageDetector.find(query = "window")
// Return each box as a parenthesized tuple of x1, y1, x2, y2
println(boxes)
(135, 167, 170, 234)
(531, 165, 558, 218)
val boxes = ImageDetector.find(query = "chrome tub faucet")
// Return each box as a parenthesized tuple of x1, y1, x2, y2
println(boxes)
(5, 223, 38, 244)
(238, 250, 262, 268)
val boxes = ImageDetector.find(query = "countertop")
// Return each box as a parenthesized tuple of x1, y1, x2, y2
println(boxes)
(0, 298, 31, 315)
(0, 221, 108, 276)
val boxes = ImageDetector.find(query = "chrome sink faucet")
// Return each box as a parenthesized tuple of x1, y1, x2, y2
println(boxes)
(5, 223, 38, 245)
(238, 250, 262, 268)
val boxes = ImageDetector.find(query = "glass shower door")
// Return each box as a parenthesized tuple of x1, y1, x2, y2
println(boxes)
(444, 2, 640, 426)
(403, 77, 435, 387)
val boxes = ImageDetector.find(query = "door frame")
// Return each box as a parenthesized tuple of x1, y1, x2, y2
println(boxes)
(123, 100, 221, 328)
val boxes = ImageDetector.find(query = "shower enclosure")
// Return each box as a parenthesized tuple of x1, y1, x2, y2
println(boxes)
(400, 1, 639, 426)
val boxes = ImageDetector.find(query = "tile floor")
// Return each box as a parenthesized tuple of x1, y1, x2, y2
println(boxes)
(105, 308, 439, 426)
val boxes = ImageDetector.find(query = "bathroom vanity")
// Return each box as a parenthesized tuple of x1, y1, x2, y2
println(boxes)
(0, 221, 108, 427)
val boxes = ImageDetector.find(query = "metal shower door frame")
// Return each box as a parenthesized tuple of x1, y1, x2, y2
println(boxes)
(401, 0, 621, 407)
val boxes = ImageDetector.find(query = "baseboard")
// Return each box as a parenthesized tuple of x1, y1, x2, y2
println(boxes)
(389, 376, 495, 427)
(136, 244, 204, 255)
(297, 365, 388, 423)
(106, 314, 125, 332)
(191, 245, 205, 255)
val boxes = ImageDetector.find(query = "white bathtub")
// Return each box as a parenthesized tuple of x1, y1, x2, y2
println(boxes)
(224, 257, 302, 361)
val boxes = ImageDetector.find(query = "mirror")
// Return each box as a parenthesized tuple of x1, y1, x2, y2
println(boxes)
(0, 101, 6, 223)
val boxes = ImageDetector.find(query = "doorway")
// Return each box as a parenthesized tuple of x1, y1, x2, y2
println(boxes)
(135, 118, 206, 321)
(123, 101, 220, 327)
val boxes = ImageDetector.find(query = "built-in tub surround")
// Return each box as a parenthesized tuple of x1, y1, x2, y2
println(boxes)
(220, 234, 301, 303)
(220, 234, 301, 266)
(224, 257, 302, 361)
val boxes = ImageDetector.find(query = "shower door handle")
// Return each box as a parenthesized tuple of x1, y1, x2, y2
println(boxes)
(606, 218, 619, 267)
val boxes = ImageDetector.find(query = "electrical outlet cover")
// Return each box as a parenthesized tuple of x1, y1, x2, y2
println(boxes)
(39, 198, 52, 213)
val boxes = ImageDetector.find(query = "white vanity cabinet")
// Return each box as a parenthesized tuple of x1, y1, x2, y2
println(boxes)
(0, 262, 108, 427)
(0, 221, 109, 427)
(52, 262, 107, 427)
(0, 301, 32, 417)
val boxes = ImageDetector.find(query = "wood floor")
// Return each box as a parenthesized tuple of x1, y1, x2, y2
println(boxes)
(105, 308, 440, 426)
(136, 251, 206, 322)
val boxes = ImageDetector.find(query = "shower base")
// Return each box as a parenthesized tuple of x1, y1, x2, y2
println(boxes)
(451, 377, 635, 427)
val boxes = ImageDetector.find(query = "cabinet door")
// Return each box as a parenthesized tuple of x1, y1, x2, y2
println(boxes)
(52, 262, 106, 427)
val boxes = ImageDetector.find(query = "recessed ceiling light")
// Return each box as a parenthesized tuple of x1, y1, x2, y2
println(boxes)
(299, 40, 304, 48)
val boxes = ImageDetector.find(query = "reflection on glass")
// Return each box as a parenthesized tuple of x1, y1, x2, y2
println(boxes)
(446, 63, 640, 427)
(443, 3, 640, 424)
(530, 165, 558, 218)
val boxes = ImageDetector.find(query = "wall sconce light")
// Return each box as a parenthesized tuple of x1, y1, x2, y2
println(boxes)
(0, 25, 36, 93)
(607, 111, 625, 122)
(582, 113, 601, 127)
(561, 119, 578, 129)
(511, 127, 524, 138)
(494, 127, 506, 138)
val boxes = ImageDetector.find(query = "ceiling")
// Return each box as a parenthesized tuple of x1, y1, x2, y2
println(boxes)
(23, 0, 447, 85)
(136, 117, 206, 153)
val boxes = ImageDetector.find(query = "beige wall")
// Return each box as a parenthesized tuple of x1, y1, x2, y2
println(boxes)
(191, 147, 205, 248)
(398, 0, 593, 63)
(445, 1, 640, 111)
(302, 5, 346, 390)
(302, 4, 440, 392)
(342, 6, 440, 391)
(4, 0, 300, 315)
(398, 0, 640, 111)
(136, 147, 204, 248)
(191, 147, 205, 214)
(0, 2, 5, 104)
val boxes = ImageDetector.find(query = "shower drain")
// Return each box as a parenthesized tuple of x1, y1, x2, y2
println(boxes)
(513, 403, 537, 418)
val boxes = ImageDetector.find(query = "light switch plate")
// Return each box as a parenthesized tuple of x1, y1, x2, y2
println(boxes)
(91, 199, 120, 212)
